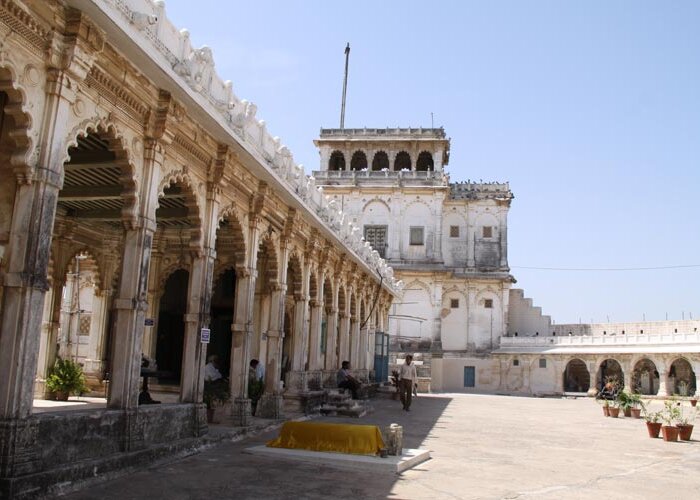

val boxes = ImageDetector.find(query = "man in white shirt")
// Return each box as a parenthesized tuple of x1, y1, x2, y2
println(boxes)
(399, 355, 417, 411)
(204, 355, 223, 382)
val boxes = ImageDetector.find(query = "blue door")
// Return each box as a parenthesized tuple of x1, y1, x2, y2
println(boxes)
(374, 332, 389, 383)
(464, 366, 475, 388)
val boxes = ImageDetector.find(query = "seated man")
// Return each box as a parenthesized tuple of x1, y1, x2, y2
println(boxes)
(205, 355, 223, 382)
(336, 360, 361, 399)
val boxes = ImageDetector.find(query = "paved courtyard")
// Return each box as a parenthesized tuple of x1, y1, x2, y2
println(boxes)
(64, 394, 700, 500)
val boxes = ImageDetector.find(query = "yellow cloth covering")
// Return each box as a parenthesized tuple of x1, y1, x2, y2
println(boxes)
(267, 421, 385, 456)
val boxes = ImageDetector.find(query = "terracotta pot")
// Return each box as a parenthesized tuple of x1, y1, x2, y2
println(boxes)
(623, 408, 632, 418)
(602, 406, 610, 417)
(646, 422, 662, 438)
(661, 425, 679, 442)
(630, 408, 641, 419)
(608, 407, 620, 418)
(54, 390, 69, 401)
(677, 424, 694, 441)
(691, 399, 698, 408)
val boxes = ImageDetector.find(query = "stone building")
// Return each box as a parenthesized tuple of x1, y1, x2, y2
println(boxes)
(0, 1, 399, 496)
(497, 305, 700, 397)
(312, 134, 700, 398)
(313, 128, 515, 390)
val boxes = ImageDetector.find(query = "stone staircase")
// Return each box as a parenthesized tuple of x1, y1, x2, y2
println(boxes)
(319, 389, 373, 418)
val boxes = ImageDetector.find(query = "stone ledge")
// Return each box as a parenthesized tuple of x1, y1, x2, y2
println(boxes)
(244, 445, 430, 474)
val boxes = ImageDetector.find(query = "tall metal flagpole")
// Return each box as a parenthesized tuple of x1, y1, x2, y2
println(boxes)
(340, 43, 350, 129)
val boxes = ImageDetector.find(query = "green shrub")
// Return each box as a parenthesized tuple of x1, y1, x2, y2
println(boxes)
(45, 358, 88, 396)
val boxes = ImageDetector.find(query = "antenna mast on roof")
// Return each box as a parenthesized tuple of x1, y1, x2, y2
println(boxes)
(340, 43, 350, 129)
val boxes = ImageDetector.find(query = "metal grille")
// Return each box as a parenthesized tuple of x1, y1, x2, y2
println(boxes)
(363, 225, 387, 258)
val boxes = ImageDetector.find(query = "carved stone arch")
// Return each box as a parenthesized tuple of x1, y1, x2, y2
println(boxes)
(337, 284, 347, 313)
(322, 274, 334, 306)
(403, 199, 432, 214)
(361, 198, 391, 214)
(64, 248, 104, 293)
(394, 150, 411, 171)
(308, 266, 320, 300)
(441, 287, 468, 305)
(416, 150, 434, 171)
(402, 279, 434, 307)
(157, 169, 204, 250)
(286, 251, 304, 296)
(157, 262, 190, 294)
(328, 150, 345, 171)
(61, 119, 139, 224)
(256, 232, 279, 289)
(350, 150, 367, 171)
(371, 150, 389, 171)
(0, 58, 35, 179)
(212, 264, 236, 291)
(216, 202, 248, 267)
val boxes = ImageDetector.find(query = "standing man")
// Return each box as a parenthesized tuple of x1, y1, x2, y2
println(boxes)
(399, 355, 417, 411)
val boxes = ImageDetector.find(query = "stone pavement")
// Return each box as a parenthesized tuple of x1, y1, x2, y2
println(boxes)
(62, 394, 700, 500)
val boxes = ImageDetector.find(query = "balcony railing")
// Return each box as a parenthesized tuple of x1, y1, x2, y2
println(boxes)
(500, 332, 700, 347)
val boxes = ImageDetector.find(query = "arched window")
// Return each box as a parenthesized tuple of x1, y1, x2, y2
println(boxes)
(371, 151, 389, 171)
(394, 151, 411, 171)
(416, 151, 434, 171)
(350, 150, 367, 170)
(328, 151, 345, 171)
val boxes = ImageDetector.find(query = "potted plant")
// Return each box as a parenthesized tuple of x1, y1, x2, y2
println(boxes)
(45, 358, 87, 401)
(691, 397, 698, 408)
(624, 392, 644, 418)
(390, 370, 401, 401)
(676, 407, 697, 441)
(642, 403, 663, 438)
(203, 380, 230, 424)
(660, 399, 681, 442)
(616, 390, 635, 418)
(608, 400, 621, 418)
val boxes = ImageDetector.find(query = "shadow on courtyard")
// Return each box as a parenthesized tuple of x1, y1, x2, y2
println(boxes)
(64, 394, 454, 500)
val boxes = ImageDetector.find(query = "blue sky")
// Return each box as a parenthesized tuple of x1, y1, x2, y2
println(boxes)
(165, 0, 699, 323)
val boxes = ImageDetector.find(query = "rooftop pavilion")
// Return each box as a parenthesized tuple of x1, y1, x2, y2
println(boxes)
(314, 127, 450, 173)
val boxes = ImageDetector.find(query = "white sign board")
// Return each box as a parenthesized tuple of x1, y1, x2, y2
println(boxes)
(200, 328, 210, 344)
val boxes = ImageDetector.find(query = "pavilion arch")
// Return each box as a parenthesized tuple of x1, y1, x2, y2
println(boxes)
(285, 252, 304, 297)
(415, 151, 434, 171)
(596, 358, 624, 392)
(350, 150, 368, 171)
(669, 357, 696, 396)
(631, 358, 659, 395)
(371, 151, 389, 171)
(157, 171, 203, 250)
(394, 151, 411, 171)
(256, 235, 279, 291)
(215, 207, 248, 268)
(338, 284, 347, 314)
(328, 150, 345, 171)
(403, 279, 434, 305)
(309, 268, 319, 301)
(0, 63, 35, 171)
(563, 358, 590, 393)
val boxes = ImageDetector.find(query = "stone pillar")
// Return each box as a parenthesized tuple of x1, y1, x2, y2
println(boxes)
(229, 266, 256, 426)
(324, 307, 339, 370)
(338, 312, 350, 363)
(349, 313, 360, 368)
(466, 219, 476, 268)
(258, 282, 286, 419)
(179, 251, 214, 404)
(499, 207, 508, 269)
(587, 361, 598, 396)
(291, 294, 308, 371)
(108, 139, 162, 410)
(622, 361, 633, 393)
(657, 371, 669, 397)
(307, 299, 323, 370)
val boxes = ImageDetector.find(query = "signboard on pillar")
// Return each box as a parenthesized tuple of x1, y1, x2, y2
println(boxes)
(200, 328, 211, 344)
